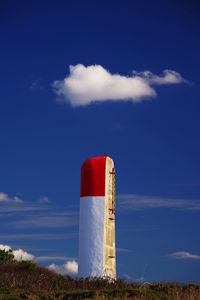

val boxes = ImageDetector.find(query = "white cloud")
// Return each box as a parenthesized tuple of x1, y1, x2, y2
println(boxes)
(13, 249, 35, 262)
(0, 244, 12, 252)
(169, 251, 200, 260)
(0, 193, 10, 202)
(65, 260, 78, 274)
(49, 263, 63, 273)
(53, 64, 186, 106)
(117, 194, 200, 211)
(49, 260, 78, 276)
(0, 192, 23, 203)
(0, 244, 34, 261)
(132, 69, 186, 85)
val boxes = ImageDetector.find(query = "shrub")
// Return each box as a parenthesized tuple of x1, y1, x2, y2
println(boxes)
(0, 249, 14, 264)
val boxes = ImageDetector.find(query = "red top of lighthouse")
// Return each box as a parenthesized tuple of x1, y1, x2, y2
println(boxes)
(80, 156, 107, 197)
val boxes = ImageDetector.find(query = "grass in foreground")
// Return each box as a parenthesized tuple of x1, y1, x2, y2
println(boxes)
(0, 261, 199, 299)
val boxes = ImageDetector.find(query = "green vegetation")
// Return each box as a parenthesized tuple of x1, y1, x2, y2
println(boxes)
(0, 257, 199, 299)
(0, 249, 14, 264)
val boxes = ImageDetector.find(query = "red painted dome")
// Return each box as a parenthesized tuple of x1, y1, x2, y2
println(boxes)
(80, 156, 107, 197)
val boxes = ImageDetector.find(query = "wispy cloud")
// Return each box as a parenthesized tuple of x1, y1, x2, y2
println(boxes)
(30, 78, 44, 91)
(10, 213, 78, 228)
(36, 255, 73, 262)
(38, 196, 50, 203)
(0, 204, 48, 213)
(0, 201, 49, 213)
(0, 192, 78, 228)
(0, 233, 77, 241)
(0, 192, 23, 203)
(0, 193, 79, 268)
(117, 194, 200, 211)
(169, 251, 200, 260)
(53, 64, 187, 106)
(132, 70, 187, 85)
(116, 247, 132, 253)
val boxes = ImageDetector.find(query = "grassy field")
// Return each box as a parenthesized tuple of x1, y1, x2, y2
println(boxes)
(0, 262, 199, 299)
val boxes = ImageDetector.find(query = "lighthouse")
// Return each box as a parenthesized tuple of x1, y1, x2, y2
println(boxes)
(78, 155, 116, 279)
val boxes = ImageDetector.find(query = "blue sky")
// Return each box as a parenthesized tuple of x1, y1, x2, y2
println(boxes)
(0, 0, 200, 282)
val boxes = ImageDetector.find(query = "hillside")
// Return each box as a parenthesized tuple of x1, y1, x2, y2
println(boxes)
(0, 262, 200, 299)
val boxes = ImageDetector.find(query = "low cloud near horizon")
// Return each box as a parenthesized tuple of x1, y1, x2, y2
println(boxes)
(49, 260, 78, 276)
(0, 244, 34, 261)
(53, 64, 186, 106)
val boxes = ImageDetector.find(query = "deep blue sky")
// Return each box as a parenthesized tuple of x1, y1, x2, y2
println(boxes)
(0, 0, 200, 282)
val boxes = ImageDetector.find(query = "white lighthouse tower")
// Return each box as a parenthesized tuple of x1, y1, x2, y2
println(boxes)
(78, 155, 116, 279)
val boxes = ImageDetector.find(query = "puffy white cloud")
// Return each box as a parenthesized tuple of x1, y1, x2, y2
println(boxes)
(49, 260, 78, 276)
(53, 64, 186, 106)
(169, 251, 200, 260)
(64, 260, 78, 274)
(0, 244, 12, 252)
(13, 249, 35, 262)
(0, 192, 23, 203)
(0, 244, 34, 261)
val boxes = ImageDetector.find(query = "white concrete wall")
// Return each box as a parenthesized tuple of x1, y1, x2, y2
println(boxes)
(78, 196, 105, 277)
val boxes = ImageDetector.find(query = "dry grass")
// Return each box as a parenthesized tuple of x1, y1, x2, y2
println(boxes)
(0, 262, 199, 299)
